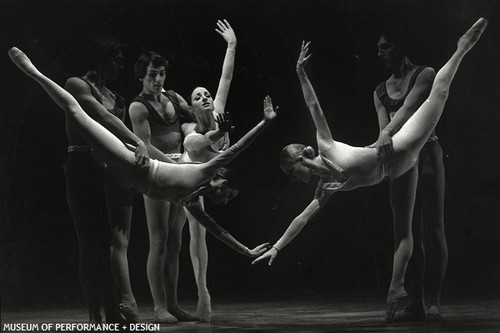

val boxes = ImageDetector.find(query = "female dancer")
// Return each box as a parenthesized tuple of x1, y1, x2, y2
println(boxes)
(253, 18, 487, 323)
(9, 47, 274, 266)
(177, 19, 237, 322)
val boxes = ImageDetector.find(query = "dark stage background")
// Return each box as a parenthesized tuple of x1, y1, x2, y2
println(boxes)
(1, 0, 499, 311)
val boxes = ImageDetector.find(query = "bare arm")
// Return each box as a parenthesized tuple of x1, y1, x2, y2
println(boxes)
(296, 41, 334, 152)
(382, 67, 435, 136)
(214, 19, 237, 114)
(65, 78, 149, 165)
(252, 181, 335, 266)
(183, 113, 232, 152)
(185, 201, 269, 257)
(128, 102, 175, 163)
(369, 67, 435, 164)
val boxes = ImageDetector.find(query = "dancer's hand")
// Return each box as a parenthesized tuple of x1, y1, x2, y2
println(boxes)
(215, 19, 237, 48)
(215, 113, 234, 133)
(370, 130, 394, 167)
(296, 41, 312, 72)
(263, 95, 278, 122)
(135, 141, 149, 166)
(251, 247, 278, 265)
(246, 243, 271, 257)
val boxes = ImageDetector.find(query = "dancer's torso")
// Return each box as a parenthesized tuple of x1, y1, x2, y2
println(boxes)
(376, 65, 436, 139)
(131, 90, 183, 154)
(179, 111, 230, 163)
(65, 77, 125, 166)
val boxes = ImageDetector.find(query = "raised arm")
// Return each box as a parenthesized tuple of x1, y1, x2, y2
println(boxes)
(213, 19, 237, 114)
(185, 200, 269, 257)
(128, 102, 175, 163)
(252, 181, 335, 266)
(201, 96, 277, 177)
(65, 78, 149, 165)
(296, 41, 334, 153)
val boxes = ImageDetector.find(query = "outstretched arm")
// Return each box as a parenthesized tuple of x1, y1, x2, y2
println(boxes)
(296, 41, 334, 153)
(184, 113, 233, 152)
(201, 96, 277, 177)
(214, 19, 237, 114)
(185, 201, 269, 257)
(65, 78, 149, 165)
(252, 181, 335, 266)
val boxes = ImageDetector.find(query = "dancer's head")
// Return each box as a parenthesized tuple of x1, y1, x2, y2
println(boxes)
(280, 144, 315, 183)
(208, 167, 239, 205)
(85, 36, 125, 80)
(190, 86, 214, 116)
(377, 25, 410, 71)
(134, 52, 169, 94)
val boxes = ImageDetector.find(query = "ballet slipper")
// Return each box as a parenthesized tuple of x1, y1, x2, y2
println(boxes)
(153, 308, 178, 324)
(426, 305, 444, 322)
(197, 292, 212, 323)
(8, 47, 38, 77)
(385, 292, 409, 324)
(119, 302, 139, 323)
(457, 18, 487, 53)
(169, 308, 199, 322)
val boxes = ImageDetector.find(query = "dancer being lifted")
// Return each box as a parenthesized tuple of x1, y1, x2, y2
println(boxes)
(9, 47, 275, 264)
(252, 17, 487, 322)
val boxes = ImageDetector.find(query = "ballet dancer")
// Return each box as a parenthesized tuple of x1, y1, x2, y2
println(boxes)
(252, 18, 487, 323)
(177, 19, 238, 322)
(62, 36, 144, 324)
(372, 26, 447, 322)
(8, 47, 276, 291)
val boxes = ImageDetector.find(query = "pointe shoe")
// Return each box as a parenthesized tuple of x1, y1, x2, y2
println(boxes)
(153, 308, 178, 324)
(119, 302, 139, 323)
(197, 293, 212, 323)
(169, 308, 199, 322)
(426, 305, 444, 322)
(8, 47, 37, 77)
(457, 18, 488, 53)
(385, 293, 409, 324)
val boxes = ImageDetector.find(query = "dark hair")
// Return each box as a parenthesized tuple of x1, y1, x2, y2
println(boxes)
(279, 143, 306, 174)
(377, 23, 415, 57)
(83, 35, 125, 68)
(134, 52, 169, 79)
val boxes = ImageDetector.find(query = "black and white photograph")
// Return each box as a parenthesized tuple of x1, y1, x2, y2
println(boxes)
(1, 0, 500, 332)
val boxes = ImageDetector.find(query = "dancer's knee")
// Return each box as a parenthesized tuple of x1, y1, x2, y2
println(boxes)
(431, 80, 450, 101)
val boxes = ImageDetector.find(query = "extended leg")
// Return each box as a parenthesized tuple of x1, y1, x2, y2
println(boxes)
(8, 48, 140, 189)
(393, 18, 487, 169)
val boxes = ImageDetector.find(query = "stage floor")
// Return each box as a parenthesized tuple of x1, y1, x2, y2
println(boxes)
(2, 298, 500, 332)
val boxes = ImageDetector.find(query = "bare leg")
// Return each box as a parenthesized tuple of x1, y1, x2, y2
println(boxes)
(385, 166, 418, 323)
(392, 18, 488, 173)
(186, 198, 212, 323)
(165, 204, 199, 322)
(8, 48, 141, 191)
(143, 197, 178, 324)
